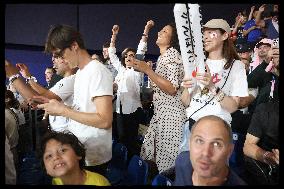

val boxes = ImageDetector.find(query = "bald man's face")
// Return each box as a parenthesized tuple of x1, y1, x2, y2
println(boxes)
(189, 119, 234, 178)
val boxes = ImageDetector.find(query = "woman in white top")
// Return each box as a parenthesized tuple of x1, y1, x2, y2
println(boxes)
(108, 21, 154, 156)
(179, 19, 248, 152)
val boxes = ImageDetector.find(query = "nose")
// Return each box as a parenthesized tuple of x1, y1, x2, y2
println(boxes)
(201, 143, 213, 157)
(52, 151, 61, 161)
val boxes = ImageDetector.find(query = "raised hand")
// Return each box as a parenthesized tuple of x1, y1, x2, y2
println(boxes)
(112, 25, 119, 35)
(259, 4, 266, 12)
(129, 58, 151, 73)
(144, 20, 155, 35)
(16, 63, 32, 79)
(5, 59, 20, 78)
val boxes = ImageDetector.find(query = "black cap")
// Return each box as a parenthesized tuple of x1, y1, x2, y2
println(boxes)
(236, 43, 251, 53)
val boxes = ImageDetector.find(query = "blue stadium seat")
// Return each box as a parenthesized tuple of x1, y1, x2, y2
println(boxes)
(152, 174, 173, 186)
(105, 143, 128, 185)
(121, 155, 149, 185)
(229, 132, 246, 176)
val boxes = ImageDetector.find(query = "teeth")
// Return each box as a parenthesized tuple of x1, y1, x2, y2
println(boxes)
(55, 163, 65, 168)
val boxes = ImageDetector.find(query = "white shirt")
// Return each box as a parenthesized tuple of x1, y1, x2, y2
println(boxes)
(49, 74, 75, 132)
(68, 60, 113, 166)
(186, 59, 248, 124)
(108, 41, 147, 114)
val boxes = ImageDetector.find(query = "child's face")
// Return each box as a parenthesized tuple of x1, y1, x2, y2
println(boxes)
(43, 139, 82, 178)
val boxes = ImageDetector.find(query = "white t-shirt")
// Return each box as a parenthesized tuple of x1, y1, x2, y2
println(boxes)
(49, 75, 75, 132)
(68, 60, 113, 166)
(186, 59, 248, 124)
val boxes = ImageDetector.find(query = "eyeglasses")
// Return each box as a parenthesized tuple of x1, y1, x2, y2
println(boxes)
(124, 54, 135, 58)
(52, 48, 67, 59)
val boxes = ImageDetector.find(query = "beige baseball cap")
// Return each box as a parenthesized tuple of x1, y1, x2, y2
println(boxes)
(203, 19, 231, 34)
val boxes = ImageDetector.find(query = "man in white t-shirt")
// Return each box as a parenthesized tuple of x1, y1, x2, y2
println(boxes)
(6, 56, 76, 132)
(38, 24, 113, 175)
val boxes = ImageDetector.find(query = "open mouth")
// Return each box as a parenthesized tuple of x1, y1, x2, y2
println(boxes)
(54, 163, 65, 169)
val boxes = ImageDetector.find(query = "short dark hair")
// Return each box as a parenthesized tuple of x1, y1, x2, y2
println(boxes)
(103, 42, 110, 49)
(121, 47, 136, 68)
(191, 115, 233, 143)
(45, 24, 85, 53)
(5, 89, 20, 109)
(40, 131, 86, 170)
(167, 22, 180, 53)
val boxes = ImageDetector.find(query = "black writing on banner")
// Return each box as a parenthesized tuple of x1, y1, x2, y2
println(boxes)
(180, 11, 196, 62)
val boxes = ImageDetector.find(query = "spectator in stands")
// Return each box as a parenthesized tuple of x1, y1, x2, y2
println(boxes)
(107, 21, 153, 157)
(249, 38, 273, 73)
(243, 6, 265, 49)
(174, 115, 246, 186)
(5, 89, 26, 126)
(5, 136, 16, 185)
(231, 12, 248, 45)
(7, 83, 28, 112)
(130, 22, 187, 173)
(38, 24, 113, 175)
(5, 56, 76, 132)
(239, 38, 278, 112)
(236, 43, 252, 73)
(255, 4, 279, 40)
(230, 43, 253, 134)
(243, 100, 279, 185)
(5, 106, 19, 169)
(180, 19, 248, 151)
(102, 41, 118, 81)
(40, 131, 110, 185)
(45, 66, 62, 89)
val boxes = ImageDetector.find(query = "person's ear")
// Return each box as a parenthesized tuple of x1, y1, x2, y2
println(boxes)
(222, 32, 229, 41)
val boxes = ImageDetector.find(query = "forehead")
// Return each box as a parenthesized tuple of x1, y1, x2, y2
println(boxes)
(192, 119, 228, 140)
(126, 51, 135, 55)
(45, 69, 53, 73)
(204, 28, 220, 33)
(258, 44, 271, 48)
(162, 25, 173, 32)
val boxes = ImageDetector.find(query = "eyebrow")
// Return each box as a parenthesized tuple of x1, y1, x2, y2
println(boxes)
(192, 135, 225, 142)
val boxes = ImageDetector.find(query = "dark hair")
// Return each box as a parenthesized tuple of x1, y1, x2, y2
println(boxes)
(5, 89, 20, 109)
(191, 115, 233, 143)
(45, 24, 85, 53)
(121, 47, 136, 68)
(103, 42, 110, 49)
(167, 22, 180, 53)
(205, 28, 240, 69)
(40, 131, 86, 170)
